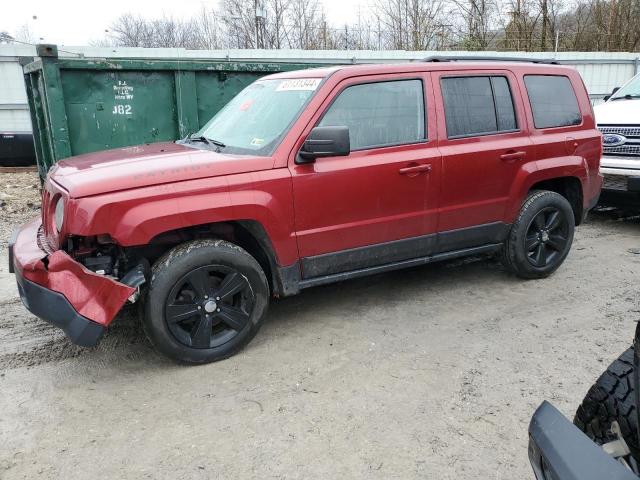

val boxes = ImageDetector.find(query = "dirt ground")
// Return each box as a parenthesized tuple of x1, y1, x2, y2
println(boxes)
(0, 171, 638, 479)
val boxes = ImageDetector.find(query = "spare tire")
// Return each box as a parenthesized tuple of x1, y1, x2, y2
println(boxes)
(574, 347, 639, 457)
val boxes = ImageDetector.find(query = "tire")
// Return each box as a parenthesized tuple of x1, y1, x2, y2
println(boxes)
(501, 190, 575, 279)
(142, 239, 269, 364)
(574, 348, 639, 457)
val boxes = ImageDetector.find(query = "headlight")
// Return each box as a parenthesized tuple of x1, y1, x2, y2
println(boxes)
(54, 197, 65, 232)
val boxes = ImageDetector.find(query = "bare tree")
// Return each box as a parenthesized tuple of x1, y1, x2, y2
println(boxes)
(192, 7, 223, 49)
(13, 24, 40, 44)
(0, 32, 15, 44)
(376, 0, 446, 50)
(106, 14, 151, 47)
(289, 0, 324, 48)
(97, 0, 640, 53)
(264, 0, 291, 48)
(450, 0, 499, 50)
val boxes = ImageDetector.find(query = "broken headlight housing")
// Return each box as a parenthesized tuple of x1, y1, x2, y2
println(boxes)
(53, 196, 65, 232)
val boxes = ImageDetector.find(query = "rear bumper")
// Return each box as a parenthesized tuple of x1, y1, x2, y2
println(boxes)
(598, 160, 640, 208)
(10, 218, 135, 347)
(528, 401, 638, 480)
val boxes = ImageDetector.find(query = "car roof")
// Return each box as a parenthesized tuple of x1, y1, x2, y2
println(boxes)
(263, 61, 576, 80)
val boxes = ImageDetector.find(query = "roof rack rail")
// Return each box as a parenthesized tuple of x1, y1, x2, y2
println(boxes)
(422, 55, 559, 65)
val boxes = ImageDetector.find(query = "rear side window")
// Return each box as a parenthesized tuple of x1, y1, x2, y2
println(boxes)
(319, 79, 425, 150)
(441, 76, 517, 138)
(524, 75, 582, 129)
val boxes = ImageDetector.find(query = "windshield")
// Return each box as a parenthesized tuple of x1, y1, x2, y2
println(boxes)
(195, 78, 322, 156)
(611, 74, 640, 100)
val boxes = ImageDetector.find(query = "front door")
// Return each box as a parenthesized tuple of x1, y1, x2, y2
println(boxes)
(289, 74, 441, 279)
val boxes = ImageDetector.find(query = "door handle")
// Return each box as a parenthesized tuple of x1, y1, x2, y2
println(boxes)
(500, 150, 526, 162)
(399, 164, 432, 175)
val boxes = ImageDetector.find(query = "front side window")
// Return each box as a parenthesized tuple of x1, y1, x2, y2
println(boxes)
(318, 79, 426, 150)
(524, 75, 582, 129)
(196, 78, 321, 156)
(441, 76, 518, 138)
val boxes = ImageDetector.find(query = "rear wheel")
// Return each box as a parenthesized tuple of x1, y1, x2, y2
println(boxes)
(501, 190, 575, 279)
(574, 348, 639, 459)
(143, 239, 269, 364)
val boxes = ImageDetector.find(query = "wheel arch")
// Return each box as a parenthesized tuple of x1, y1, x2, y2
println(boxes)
(131, 220, 300, 298)
(509, 162, 586, 226)
(528, 176, 584, 225)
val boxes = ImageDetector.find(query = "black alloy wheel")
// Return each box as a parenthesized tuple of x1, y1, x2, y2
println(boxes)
(525, 207, 570, 268)
(501, 190, 575, 279)
(143, 239, 269, 364)
(165, 265, 255, 349)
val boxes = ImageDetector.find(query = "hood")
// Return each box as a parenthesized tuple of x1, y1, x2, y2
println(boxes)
(594, 99, 640, 125)
(49, 142, 272, 198)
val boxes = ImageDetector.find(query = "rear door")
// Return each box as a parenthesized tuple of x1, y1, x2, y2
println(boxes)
(519, 73, 600, 202)
(432, 69, 534, 250)
(289, 73, 441, 279)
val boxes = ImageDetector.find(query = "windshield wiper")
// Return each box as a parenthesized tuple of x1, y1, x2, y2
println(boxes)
(182, 133, 226, 150)
(611, 94, 640, 101)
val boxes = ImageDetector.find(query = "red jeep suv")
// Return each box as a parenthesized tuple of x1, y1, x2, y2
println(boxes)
(10, 59, 602, 363)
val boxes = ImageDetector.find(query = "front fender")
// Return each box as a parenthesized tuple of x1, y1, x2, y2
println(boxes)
(68, 169, 298, 266)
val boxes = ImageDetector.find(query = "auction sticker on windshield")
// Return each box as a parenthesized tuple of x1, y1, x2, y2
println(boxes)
(276, 79, 322, 91)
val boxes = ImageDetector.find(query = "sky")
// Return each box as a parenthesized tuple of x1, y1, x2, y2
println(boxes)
(3, 0, 368, 46)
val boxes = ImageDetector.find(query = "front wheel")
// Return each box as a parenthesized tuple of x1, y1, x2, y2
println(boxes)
(143, 239, 269, 364)
(501, 190, 575, 279)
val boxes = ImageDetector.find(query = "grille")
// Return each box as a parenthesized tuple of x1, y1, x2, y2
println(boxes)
(36, 224, 56, 254)
(603, 174, 629, 191)
(599, 125, 640, 157)
(600, 126, 640, 136)
(604, 145, 640, 156)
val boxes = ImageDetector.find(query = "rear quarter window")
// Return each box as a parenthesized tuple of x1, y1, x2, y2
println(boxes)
(524, 75, 582, 129)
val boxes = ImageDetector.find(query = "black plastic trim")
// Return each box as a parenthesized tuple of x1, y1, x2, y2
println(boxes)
(299, 243, 502, 290)
(275, 262, 302, 297)
(423, 55, 559, 64)
(15, 270, 105, 347)
(8, 228, 18, 274)
(528, 401, 637, 480)
(599, 189, 640, 209)
(302, 233, 437, 278)
(301, 221, 509, 279)
(629, 176, 640, 193)
(436, 222, 509, 252)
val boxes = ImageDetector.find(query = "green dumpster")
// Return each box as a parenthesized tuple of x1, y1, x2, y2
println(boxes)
(23, 44, 322, 179)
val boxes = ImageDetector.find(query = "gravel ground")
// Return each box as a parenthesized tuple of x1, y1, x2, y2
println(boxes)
(0, 171, 638, 479)
(0, 171, 40, 249)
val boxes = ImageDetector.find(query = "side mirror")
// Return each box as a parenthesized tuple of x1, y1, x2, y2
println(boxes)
(296, 126, 350, 164)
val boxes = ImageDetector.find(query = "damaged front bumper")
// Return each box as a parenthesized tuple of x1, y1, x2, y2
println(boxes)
(10, 218, 135, 347)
